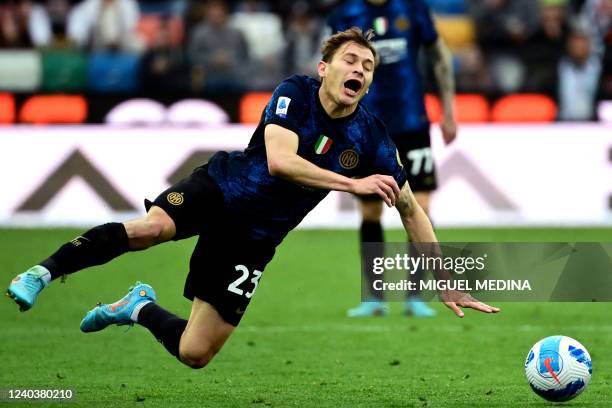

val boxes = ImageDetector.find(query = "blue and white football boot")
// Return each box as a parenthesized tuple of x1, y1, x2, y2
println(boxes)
(6, 266, 51, 311)
(80, 282, 156, 333)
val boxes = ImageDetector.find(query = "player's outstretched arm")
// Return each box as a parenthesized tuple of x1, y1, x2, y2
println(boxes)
(395, 182, 500, 317)
(425, 38, 457, 145)
(264, 124, 400, 206)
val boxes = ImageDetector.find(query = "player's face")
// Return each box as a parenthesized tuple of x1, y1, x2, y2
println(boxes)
(319, 42, 375, 107)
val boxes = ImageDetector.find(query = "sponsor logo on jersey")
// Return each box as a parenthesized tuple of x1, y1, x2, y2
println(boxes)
(276, 96, 291, 118)
(340, 149, 359, 169)
(372, 38, 408, 64)
(167, 192, 184, 205)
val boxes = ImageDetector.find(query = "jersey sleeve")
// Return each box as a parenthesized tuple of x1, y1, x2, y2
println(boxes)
(263, 76, 308, 136)
(370, 119, 407, 189)
(414, 0, 438, 45)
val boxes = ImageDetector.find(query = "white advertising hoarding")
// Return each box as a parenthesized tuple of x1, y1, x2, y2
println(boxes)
(0, 124, 610, 227)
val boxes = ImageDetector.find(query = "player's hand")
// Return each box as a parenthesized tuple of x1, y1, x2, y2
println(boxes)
(350, 175, 400, 207)
(440, 116, 457, 145)
(440, 289, 500, 318)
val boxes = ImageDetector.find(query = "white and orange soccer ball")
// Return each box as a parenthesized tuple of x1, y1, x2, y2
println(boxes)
(525, 335, 592, 402)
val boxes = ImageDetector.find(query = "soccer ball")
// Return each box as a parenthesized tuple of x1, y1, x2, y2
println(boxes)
(525, 335, 592, 402)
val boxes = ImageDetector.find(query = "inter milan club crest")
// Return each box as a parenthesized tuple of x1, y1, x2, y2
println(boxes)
(314, 135, 333, 154)
(373, 17, 388, 36)
(395, 15, 410, 32)
(167, 192, 184, 205)
(339, 149, 359, 169)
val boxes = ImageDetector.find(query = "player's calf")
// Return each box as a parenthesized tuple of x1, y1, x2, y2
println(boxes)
(6, 222, 130, 311)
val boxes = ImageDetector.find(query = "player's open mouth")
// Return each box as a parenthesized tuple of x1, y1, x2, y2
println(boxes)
(343, 79, 363, 97)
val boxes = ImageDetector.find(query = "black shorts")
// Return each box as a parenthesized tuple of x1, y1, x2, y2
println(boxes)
(393, 126, 437, 192)
(360, 127, 437, 202)
(146, 164, 275, 326)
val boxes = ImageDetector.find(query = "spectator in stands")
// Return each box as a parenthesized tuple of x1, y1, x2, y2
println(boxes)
(454, 45, 495, 94)
(141, 16, 187, 92)
(46, 0, 73, 47)
(522, 0, 571, 94)
(0, 0, 51, 48)
(570, 0, 588, 13)
(67, 0, 143, 52)
(468, 0, 540, 92)
(558, 28, 602, 120)
(284, 1, 322, 78)
(580, 0, 612, 98)
(188, 0, 249, 92)
(230, 0, 284, 90)
(581, 0, 612, 55)
(184, 0, 209, 34)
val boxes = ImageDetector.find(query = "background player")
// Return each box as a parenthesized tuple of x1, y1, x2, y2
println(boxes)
(6, 28, 496, 370)
(328, 0, 457, 318)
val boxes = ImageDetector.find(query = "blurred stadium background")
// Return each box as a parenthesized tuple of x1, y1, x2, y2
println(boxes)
(0, 0, 610, 227)
(1, 0, 611, 406)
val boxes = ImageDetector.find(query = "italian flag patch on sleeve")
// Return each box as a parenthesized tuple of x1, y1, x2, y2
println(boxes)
(314, 135, 332, 154)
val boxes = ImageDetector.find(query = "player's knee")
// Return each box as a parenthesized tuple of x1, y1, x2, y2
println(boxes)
(143, 220, 166, 242)
(125, 220, 161, 245)
(125, 218, 173, 249)
(179, 347, 216, 369)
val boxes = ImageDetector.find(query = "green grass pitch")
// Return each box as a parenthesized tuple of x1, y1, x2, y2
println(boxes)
(1, 228, 611, 407)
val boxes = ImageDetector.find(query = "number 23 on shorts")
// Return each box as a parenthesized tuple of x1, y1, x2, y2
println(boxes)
(227, 265, 262, 299)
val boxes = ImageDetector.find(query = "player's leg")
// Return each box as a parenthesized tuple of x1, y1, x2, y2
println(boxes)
(397, 128, 437, 317)
(405, 190, 437, 316)
(176, 298, 235, 368)
(413, 192, 431, 215)
(6, 207, 176, 311)
(124, 206, 177, 250)
(7, 163, 216, 311)
(78, 282, 233, 369)
(139, 232, 271, 368)
(40, 206, 175, 278)
(347, 196, 388, 317)
(141, 298, 234, 369)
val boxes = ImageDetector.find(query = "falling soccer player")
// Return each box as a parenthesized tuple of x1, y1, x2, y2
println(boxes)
(7, 28, 497, 369)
